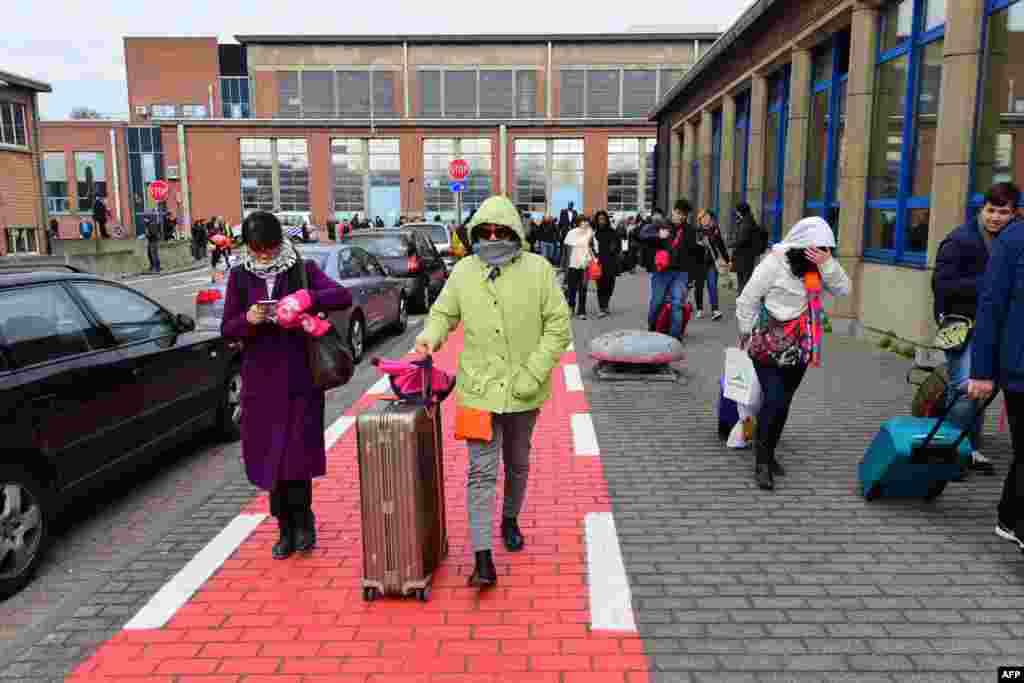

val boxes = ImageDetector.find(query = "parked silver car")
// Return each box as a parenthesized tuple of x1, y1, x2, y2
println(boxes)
(404, 222, 455, 270)
(195, 244, 408, 363)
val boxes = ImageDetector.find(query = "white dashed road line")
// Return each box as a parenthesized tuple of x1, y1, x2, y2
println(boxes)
(324, 416, 356, 450)
(366, 376, 391, 396)
(585, 512, 637, 631)
(563, 364, 583, 392)
(570, 413, 600, 456)
(123, 513, 267, 630)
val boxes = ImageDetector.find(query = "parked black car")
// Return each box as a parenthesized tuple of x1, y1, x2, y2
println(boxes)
(0, 267, 240, 600)
(343, 230, 447, 313)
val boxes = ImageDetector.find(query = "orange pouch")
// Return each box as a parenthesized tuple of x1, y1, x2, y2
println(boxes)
(455, 405, 493, 441)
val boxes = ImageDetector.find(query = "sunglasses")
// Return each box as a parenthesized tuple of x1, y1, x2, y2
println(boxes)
(476, 225, 516, 240)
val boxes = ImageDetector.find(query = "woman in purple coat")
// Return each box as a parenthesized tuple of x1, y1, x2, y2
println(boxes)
(222, 212, 353, 559)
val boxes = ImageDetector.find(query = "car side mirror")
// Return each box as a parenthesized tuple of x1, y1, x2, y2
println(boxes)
(175, 313, 197, 333)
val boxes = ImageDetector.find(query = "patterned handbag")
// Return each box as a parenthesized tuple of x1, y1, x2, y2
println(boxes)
(746, 302, 812, 368)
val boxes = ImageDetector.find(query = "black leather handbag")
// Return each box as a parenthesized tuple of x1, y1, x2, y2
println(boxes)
(298, 259, 354, 390)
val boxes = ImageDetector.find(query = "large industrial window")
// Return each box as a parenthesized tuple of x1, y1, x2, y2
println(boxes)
(273, 70, 395, 118)
(607, 137, 658, 215)
(74, 152, 107, 213)
(561, 67, 685, 118)
(865, 0, 945, 265)
(330, 138, 402, 226)
(806, 29, 850, 235)
(972, 0, 1024, 205)
(512, 138, 586, 220)
(551, 139, 585, 215)
(301, 71, 334, 118)
(418, 69, 537, 119)
(220, 76, 251, 118)
(764, 67, 791, 242)
(623, 70, 658, 117)
(423, 138, 492, 221)
(42, 153, 68, 214)
(331, 139, 366, 217)
(513, 139, 548, 219)
(710, 110, 723, 217)
(276, 72, 300, 117)
(239, 138, 309, 215)
(733, 90, 751, 209)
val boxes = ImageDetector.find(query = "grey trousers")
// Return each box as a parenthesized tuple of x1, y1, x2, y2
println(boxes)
(467, 409, 539, 551)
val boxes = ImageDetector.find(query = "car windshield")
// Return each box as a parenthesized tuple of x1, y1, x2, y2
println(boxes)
(407, 224, 448, 243)
(347, 235, 410, 258)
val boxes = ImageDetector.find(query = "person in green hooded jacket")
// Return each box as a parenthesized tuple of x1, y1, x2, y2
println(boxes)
(415, 195, 572, 589)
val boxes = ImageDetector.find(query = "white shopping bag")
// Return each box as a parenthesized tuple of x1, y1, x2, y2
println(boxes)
(726, 381, 762, 450)
(723, 347, 760, 406)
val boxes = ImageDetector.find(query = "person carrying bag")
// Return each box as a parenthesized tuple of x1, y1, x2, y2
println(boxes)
(736, 217, 851, 491)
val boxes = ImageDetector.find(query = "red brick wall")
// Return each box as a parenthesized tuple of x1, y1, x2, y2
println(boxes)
(184, 128, 242, 226)
(0, 87, 44, 255)
(125, 38, 220, 123)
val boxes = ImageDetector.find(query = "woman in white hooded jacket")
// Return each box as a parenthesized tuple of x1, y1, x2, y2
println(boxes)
(736, 217, 851, 490)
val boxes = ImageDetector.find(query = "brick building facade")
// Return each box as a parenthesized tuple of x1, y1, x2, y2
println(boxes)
(34, 31, 718, 244)
(0, 70, 51, 256)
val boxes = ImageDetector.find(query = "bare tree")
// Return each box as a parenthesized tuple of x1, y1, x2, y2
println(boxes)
(69, 107, 102, 120)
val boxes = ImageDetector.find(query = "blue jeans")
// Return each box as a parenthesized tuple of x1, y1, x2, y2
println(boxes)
(648, 270, 688, 338)
(539, 241, 557, 265)
(704, 264, 719, 311)
(945, 341, 985, 450)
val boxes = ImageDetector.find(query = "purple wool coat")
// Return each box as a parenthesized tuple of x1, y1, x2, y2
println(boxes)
(221, 260, 353, 491)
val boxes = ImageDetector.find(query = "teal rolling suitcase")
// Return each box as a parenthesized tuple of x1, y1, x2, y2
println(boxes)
(858, 393, 995, 501)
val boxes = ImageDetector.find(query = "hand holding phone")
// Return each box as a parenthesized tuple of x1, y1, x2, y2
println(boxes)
(257, 299, 278, 323)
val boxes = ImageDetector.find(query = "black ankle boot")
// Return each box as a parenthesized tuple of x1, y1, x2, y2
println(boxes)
(467, 550, 497, 589)
(768, 456, 786, 477)
(501, 517, 525, 552)
(272, 518, 295, 559)
(755, 463, 775, 490)
(293, 509, 316, 553)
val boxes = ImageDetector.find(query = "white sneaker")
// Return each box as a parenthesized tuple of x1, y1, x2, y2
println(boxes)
(970, 451, 996, 473)
(711, 311, 723, 321)
(995, 521, 1024, 550)
(696, 310, 704, 319)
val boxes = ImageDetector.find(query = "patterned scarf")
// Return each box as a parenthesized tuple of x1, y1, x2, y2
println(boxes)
(804, 270, 824, 368)
(242, 239, 299, 280)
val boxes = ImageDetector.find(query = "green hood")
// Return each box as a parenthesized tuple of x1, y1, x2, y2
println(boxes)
(466, 195, 526, 242)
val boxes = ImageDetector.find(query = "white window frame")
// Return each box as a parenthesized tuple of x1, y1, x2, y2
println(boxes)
(150, 104, 177, 119)
(0, 101, 29, 148)
(181, 104, 208, 119)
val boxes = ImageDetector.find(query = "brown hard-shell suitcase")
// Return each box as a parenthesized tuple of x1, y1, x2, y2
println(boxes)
(356, 400, 448, 602)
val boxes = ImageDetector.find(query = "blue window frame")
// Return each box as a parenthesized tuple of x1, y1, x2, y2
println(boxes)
(969, 0, 1022, 215)
(734, 90, 752, 207)
(710, 110, 723, 216)
(764, 67, 790, 242)
(690, 158, 701, 208)
(864, 0, 946, 267)
(806, 30, 850, 238)
(221, 77, 252, 119)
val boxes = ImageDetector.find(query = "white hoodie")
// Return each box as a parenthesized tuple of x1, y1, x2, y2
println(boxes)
(736, 217, 851, 334)
(563, 225, 595, 269)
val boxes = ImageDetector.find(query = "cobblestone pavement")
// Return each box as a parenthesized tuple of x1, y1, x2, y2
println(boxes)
(2, 268, 1023, 683)
(572, 271, 1024, 683)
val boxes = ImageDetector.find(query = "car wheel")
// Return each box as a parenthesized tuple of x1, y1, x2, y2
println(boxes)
(0, 466, 50, 601)
(393, 294, 408, 333)
(218, 364, 242, 442)
(349, 314, 366, 364)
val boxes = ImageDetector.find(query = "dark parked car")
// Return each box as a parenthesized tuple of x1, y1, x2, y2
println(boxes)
(343, 230, 447, 313)
(0, 267, 240, 599)
(196, 244, 407, 363)
(403, 222, 455, 271)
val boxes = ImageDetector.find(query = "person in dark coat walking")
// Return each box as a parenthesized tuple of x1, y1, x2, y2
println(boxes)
(969, 214, 1024, 551)
(144, 216, 162, 273)
(732, 202, 767, 294)
(934, 182, 1021, 472)
(92, 197, 109, 238)
(693, 209, 731, 321)
(592, 210, 621, 317)
(221, 211, 353, 559)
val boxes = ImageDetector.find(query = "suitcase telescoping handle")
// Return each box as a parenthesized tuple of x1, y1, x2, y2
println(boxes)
(919, 389, 998, 451)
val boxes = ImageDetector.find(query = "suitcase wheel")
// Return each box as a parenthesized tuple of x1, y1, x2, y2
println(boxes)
(363, 587, 380, 602)
(923, 480, 948, 501)
(864, 483, 881, 501)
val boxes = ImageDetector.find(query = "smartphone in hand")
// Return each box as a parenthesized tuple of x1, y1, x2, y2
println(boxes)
(257, 299, 278, 322)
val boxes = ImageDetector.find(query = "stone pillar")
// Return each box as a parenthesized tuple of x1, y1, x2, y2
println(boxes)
(745, 75, 769, 227)
(782, 48, 812, 230)
(834, 0, 881, 329)
(927, 0, 987, 266)
(682, 120, 697, 204)
(718, 95, 737, 227)
(699, 109, 713, 214)
(667, 126, 683, 214)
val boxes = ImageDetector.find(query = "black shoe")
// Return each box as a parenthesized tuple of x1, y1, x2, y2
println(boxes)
(272, 519, 295, 559)
(293, 510, 316, 553)
(768, 457, 786, 477)
(468, 550, 497, 589)
(501, 517, 525, 552)
(755, 463, 775, 491)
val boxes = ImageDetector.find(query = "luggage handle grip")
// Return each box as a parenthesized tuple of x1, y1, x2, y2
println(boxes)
(919, 389, 997, 451)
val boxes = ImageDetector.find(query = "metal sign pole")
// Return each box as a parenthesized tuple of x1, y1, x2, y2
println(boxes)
(457, 191, 463, 226)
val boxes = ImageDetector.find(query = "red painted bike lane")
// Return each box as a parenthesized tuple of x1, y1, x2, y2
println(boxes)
(70, 329, 650, 682)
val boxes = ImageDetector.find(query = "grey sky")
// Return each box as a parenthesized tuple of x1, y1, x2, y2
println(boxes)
(8, 0, 752, 120)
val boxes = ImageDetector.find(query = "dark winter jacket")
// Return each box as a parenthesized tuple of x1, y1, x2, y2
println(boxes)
(637, 219, 702, 275)
(699, 223, 730, 267)
(932, 219, 992, 323)
(92, 199, 108, 223)
(732, 213, 766, 273)
(593, 224, 622, 270)
(534, 219, 557, 244)
(971, 220, 1024, 392)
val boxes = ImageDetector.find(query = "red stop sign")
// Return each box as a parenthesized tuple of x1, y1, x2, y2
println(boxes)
(149, 179, 169, 203)
(448, 159, 470, 182)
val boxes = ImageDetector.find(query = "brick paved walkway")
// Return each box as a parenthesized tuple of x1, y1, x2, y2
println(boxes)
(66, 328, 650, 682)
(571, 272, 1024, 683)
